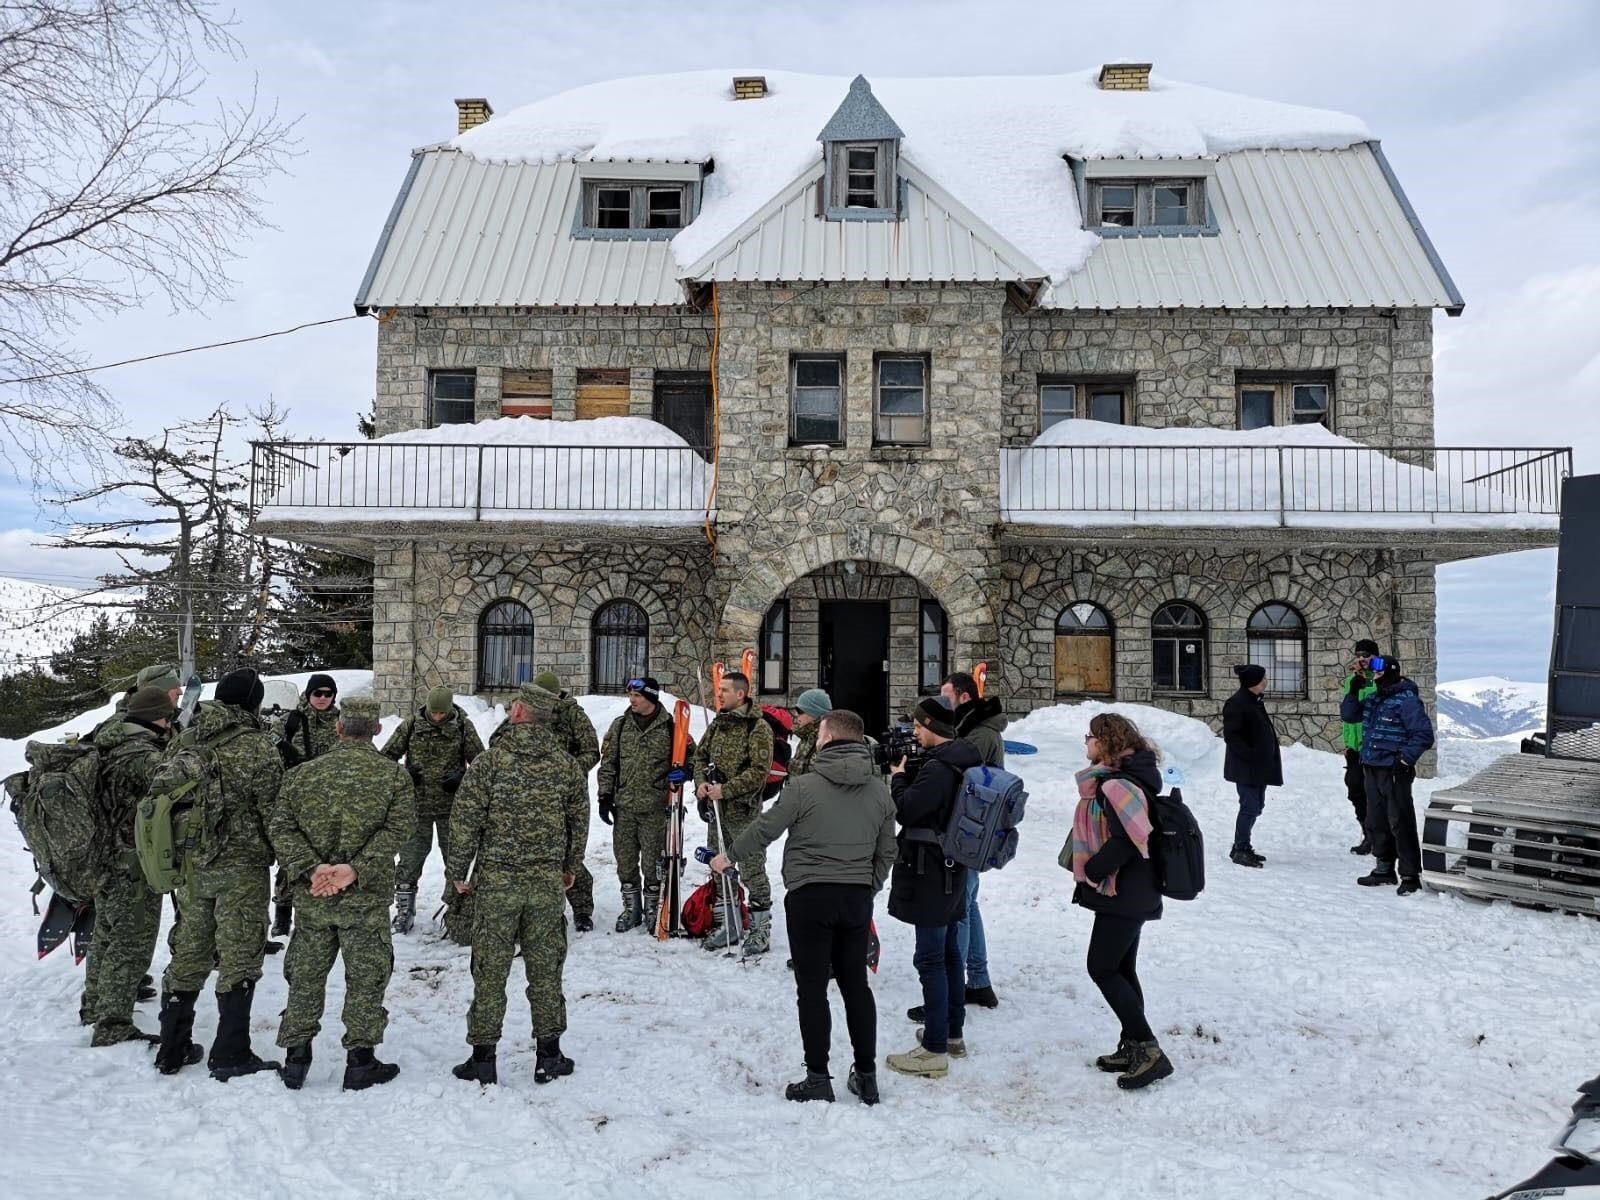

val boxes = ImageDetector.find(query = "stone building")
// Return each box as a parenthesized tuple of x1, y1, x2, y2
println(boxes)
(255, 67, 1567, 759)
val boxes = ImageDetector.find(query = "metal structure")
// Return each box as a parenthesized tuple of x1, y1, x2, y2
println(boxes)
(1422, 473, 1600, 916)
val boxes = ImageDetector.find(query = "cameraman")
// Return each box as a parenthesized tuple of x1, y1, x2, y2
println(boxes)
(884, 697, 981, 1080)
(940, 671, 1004, 1011)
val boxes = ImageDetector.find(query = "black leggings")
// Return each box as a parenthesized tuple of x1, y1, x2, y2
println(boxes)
(1086, 914, 1152, 1043)
(786, 883, 877, 1075)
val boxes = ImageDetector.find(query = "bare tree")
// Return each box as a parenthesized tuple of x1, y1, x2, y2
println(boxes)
(0, 1, 296, 487)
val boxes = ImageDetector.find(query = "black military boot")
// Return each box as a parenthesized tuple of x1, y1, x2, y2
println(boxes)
(271, 903, 292, 939)
(154, 990, 205, 1075)
(208, 980, 282, 1081)
(785, 1071, 835, 1102)
(452, 1043, 497, 1086)
(281, 1043, 313, 1091)
(847, 1066, 880, 1106)
(572, 912, 595, 934)
(1358, 864, 1399, 887)
(342, 1046, 400, 1091)
(534, 1036, 574, 1084)
(136, 983, 157, 1002)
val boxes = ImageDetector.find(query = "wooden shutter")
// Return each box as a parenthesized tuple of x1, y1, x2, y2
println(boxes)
(501, 369, 553, 418)
(1055, 634, 1112, 695)
(576, 369, 631, 420)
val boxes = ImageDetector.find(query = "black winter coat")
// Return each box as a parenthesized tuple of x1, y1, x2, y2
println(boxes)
(1072, 750, 1165, 922)
(1222, 687, 1284, 788)
(887, 738, 981, 927)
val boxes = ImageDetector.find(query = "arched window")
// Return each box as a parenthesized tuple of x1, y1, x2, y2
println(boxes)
(1151, 601, 1208, 694)
(759, 600, 788, 694)
(1247, 602, 1308, 696)
(1055, 602, 1113, 697)
(478, 600, 534, 690)
(919, 601, 948, 694)
(592, 600, 649, 694)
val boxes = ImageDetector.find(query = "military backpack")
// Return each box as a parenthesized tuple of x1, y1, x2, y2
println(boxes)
(4, 739, 113, 905)
(134, 725, 250, 893)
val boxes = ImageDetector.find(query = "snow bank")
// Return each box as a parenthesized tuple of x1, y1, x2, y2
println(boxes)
(261, 416, 711, 525)
(451, 68, 1371, 287)
(1001, 420, 1560, 530)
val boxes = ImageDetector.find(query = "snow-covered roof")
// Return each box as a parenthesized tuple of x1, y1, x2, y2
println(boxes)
(354, 68, 1462, 311)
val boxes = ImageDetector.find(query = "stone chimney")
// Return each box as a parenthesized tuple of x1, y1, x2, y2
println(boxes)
(455, 97, 494, 133)
(1097, 63, 1152, 91)
(732, 75, 768, 100)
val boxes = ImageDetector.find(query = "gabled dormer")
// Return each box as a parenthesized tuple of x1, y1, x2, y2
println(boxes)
(817, 75, 903, 220)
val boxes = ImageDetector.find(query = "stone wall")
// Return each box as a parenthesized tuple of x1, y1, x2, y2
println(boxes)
(1000, 307, 1435, 447)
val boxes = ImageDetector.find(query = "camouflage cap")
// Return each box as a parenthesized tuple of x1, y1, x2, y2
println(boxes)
(517, 681, 560, 716)
(341, 696, 381, 722)
(135, 663, 181, 692)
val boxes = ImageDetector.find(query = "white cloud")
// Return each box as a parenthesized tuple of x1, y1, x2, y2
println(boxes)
(0, 529, 160, 590)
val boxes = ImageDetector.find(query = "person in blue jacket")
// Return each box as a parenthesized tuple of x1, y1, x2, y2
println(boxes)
(1340, 655, 1435, 895)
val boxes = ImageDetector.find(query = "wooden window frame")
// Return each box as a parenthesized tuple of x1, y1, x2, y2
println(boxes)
(1037, 376, 1134, 430)
(759, 600, 789, 695)
(919, 600, 948, 695)
(1054, 602, 1115, 698)
(429, 369, 477, 428)
(825, 139, 898, 217)
(1088, 178, 1207, 229)
(477, 599, 535, 690)
(1236, 372, 1335, 432)
(874, 353, 930, 447)
(579, 181, 692, 233)
(1150, 600, 1209, 696)
(1247, 602, 1309, 698)
(591, 599, 650, 696)
(789, 355, 846, 446)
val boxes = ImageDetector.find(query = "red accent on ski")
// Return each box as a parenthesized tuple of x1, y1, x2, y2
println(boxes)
(657, 698, 693, 940)
(711, 662, 725, 710)
(740, 648, 756, 687)
(973, 662, 988, 698)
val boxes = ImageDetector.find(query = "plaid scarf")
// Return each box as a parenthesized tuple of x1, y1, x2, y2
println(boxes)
(1069, 764, 1154, 897)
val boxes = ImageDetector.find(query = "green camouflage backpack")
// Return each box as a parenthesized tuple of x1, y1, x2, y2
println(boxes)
(135, 725, 249, 894)
(5, 739, 112, 905)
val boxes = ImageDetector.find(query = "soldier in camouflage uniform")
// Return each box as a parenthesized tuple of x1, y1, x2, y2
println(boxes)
(448, 681, 588, 1088)
(271, 697, 414, 1091)
(596, 676, 692, 933)
(693, 671, 776, 952)
(268, 674, 342, 944)
(489, 669, 599, 932)
(155, 668, 285, 1080)
(788, 689, 832, 780)
(84, 686, 175, 1046)
(383, 685, 484, 937)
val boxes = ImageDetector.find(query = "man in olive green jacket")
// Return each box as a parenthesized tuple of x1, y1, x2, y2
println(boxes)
(693, 671, 775, 953)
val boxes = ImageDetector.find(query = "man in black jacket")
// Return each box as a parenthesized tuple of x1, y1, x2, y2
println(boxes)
(1222, 664, 1283, 868)
(941, 671, 1006, 1010)
(885, 697, 981, 1080)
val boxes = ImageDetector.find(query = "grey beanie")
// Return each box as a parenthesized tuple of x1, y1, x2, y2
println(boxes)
(795, 688, 832, 719)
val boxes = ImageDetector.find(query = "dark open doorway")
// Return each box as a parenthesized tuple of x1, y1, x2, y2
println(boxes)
(820, 600, 890, 733)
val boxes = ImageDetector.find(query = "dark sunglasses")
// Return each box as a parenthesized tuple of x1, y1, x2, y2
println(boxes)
(310, 689, 335, 699)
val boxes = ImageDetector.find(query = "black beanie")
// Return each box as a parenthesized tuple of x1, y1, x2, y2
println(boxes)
(1234, 664, 1267, 688)
(912, 696, 957, 739)
(216, 667, 265, 714)
(1353, 638, 1381, 657)
(305, 673, 337, 697)
(627, 675, 661, 703)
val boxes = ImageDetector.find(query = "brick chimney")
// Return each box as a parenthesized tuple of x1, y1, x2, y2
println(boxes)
(732, 75, 768, 100)
(455, 97, 494, 133)
(1097, 63, 1152, 91)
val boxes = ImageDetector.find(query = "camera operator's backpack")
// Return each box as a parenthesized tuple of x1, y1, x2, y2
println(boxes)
(135, 724, 250, 893)
(6, 739, 112, 905)
(759, 705, 793, 800)
(1148, 786, 1205, 901)
(910, 764, 1029, 872)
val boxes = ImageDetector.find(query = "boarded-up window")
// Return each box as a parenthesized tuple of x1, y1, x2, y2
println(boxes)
(576, 369, 631, 421)
(501, 369, 553, 419)
(1055, 603, 1113, 696)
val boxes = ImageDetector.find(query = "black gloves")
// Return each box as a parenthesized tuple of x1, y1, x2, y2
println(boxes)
(441, 771, 464, 794)
(406, 763, 423, 786)
(598, 795, 615, 826)
(697, 795, 712, 825)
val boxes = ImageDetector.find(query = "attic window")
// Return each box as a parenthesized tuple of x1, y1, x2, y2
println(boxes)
(1089, 178, 1208, 231)
(579, 181, 692, 237)
(845, 146, 879, 207)
(825, 140, 897, 216)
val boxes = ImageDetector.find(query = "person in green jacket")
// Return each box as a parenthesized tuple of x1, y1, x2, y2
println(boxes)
(788, 689, 832, 780)
(1343, 640, 1381, 855)
(693, 671, 775, 953)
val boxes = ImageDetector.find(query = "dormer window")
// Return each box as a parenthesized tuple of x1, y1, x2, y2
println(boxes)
(1089, 178, 1207, 229)
(845, 145, 880, 207)
(581, 181, 691, 233)
(817, 75, 904, 220)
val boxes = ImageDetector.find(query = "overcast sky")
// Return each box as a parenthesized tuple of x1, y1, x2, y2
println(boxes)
(1, 0, 1595, 682)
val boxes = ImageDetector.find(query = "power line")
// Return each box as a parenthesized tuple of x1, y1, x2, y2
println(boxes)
(0, 315, 369, 386)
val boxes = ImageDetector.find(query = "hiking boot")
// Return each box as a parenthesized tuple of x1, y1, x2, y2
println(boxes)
(209, 980, 281, 1081)
(91, 1020, 159, 1047)
(917, 1027, 967, 1059)
(271, 903, 293, 939)
(452, 1044, 496, 1086)
(1358, 866, 1399, 887)
(965, 985, 999, 1009)
(136, 984, 157, 1002)
(572, 912, 595, 933)
(1396, 877, 1422, 897)
(847, 1067, 880, 1106)
(784, 1071, 835, 1102)
(392, 886, 416, 935)
(614, 887, 642, 933)
(1350, 834, 1372, 855)
(906, 1005, 926, 1022)
(641, 888, 660, 934)
(1095, 1039, 1136, 1073)
(1117, 1040, 1174, 1090)
(1229, 847, 1265, 868)
(263, 939, 284, 955)
(343, 1046, 400, 1091)
(154, 990, 204, 1075)
(740, 908, 773, 958)
(281, 1043, 312, 1090)
(535, 1036, 574, 1084)
(885, 1044, 949, 1079)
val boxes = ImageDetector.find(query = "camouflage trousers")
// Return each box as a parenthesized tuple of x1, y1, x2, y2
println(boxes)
(708, 799, 771, 907)
(395, 811, 450, 890)
(466, 873, 568, 1045)
(566, 860, 594, 919)
(614, 805, 668, 890)
(276, 901, 394, 1050)
(163, 863, 270, 994)
(83, 860, 160, 1028)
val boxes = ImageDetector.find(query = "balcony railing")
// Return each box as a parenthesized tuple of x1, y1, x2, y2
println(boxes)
(250, 441, 711, 524)
(1000, 444, 1571, 529)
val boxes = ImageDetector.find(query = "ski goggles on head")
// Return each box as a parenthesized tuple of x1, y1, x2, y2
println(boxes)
(626, 678, 660, 700)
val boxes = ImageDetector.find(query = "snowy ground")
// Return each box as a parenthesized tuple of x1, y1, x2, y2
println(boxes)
(2, 676, 1596, 1199)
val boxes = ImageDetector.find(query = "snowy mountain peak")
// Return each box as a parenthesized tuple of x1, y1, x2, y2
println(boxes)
(1436, 676, 1546, 739)
(0, 575, 104, 673)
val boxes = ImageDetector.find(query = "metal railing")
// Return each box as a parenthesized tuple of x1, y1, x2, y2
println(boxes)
(1000, 444, 1572, 523)
(251, 441, 711, 519)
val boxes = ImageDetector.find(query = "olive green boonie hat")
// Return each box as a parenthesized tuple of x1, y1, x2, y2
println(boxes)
(517, 682, 560, 716)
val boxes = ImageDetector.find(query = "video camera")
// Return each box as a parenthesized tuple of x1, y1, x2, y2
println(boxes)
(870, 723, 925, 777)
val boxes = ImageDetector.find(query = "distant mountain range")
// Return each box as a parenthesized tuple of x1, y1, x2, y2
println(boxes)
(1436, 676, 1547, 739)
(0, 576, 106, 673)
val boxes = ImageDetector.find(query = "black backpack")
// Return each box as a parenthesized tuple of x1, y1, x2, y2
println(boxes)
(1148, 786, 1205, 901)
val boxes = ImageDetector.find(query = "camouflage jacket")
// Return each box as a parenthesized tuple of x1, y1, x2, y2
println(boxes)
(789, 722, 821, 779)
(274, 700, 340, 768)
(91, 717, 170, 852)
(382, 705, 485, 817)
(446, 722, 588, 883)
(597, 704, 693, 814)
(269, 740, 415, 910)
(177, 700, 284, 869)
(490, 692, 599, 775)
(692, 699, 774, 809)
